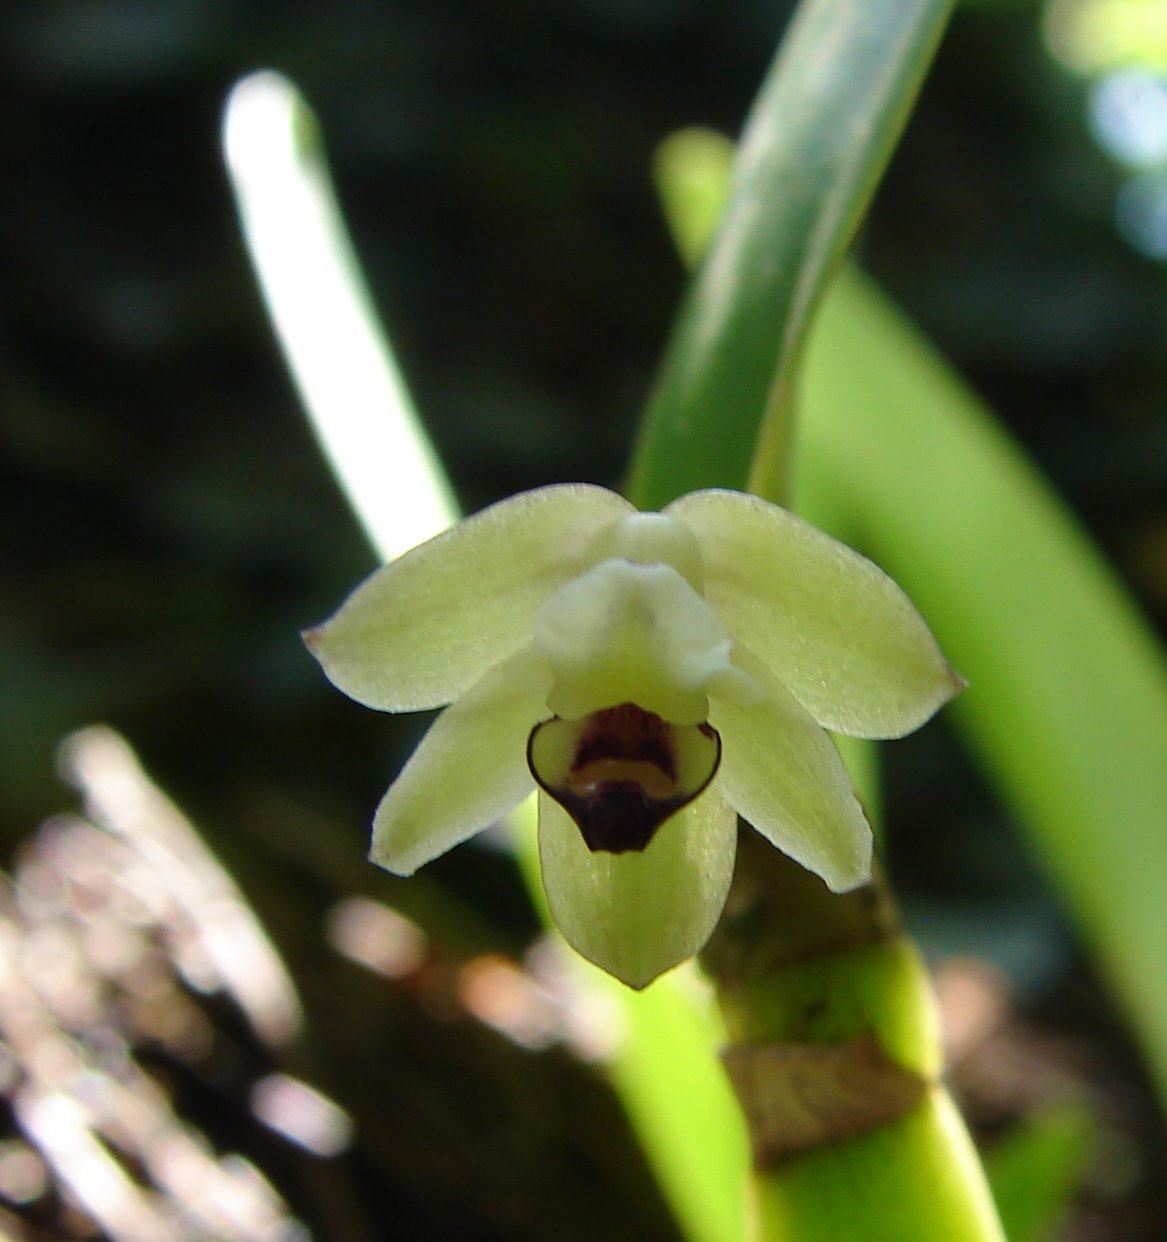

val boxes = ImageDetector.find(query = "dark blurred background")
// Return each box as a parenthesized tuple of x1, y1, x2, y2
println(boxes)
(2, 0, 1166, 1238)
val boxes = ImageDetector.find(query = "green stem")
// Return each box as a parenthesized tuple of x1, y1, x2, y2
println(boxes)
(702, 834, 1004, 1240)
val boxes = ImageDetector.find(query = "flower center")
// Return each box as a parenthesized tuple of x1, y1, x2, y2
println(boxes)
(527, 702, 721, 853)
(534, 559, 742, 724)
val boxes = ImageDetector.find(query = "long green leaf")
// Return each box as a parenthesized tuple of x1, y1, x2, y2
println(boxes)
(223, 70, 458, 557)
(629, 0, 953, 510)
(799, 266, 1167, 1103)
(985, 1106, 1092, 1242)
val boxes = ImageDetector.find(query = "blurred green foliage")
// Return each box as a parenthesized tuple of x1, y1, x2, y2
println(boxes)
(986, 1104, 1094, 1242)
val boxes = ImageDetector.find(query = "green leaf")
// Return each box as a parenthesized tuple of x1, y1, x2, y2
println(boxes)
(223, 70, 458, 558)
(607, 973, 750, 1242)
(985, 1106, 1092, 1242)
(653, 129, 737, 270)
(799, 266, 1167, 1105)
(652, 124, 885, 822)
(629, 0, 954, 511)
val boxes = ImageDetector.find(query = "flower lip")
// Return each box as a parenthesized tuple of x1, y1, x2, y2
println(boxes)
(527, 703, 721, 854)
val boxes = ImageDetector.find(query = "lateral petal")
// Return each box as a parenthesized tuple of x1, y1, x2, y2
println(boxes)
(667, 489, 963, 738)
(709, 652, 873, 893)
(370, 650, 552, 875)
(308, 484, 633, 711)
(537, 787, 737, 989)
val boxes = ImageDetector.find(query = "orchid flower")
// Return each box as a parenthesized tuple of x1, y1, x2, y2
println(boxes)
(306, 484, 962, 988)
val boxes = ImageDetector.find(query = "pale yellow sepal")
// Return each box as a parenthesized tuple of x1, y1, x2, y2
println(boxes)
(370, 649, 551, 874)
(307, 484, 632, 712)
(710, 650, 872, 893)
(666, 489, 962, 738)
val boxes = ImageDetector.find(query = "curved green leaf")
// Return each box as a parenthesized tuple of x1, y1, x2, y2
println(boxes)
(629, 0, 954, 510)
(799, 266, 1167, 1104)
(223, 70, 458, 557)
(986, 1106, 1092, 1242)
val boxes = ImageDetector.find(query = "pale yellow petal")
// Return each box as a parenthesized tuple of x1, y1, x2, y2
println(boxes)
(528, 706, 721, 852)
(709, 650, 872, 893)
(308, 484, 633, 711)
(370, 650, 552, 875)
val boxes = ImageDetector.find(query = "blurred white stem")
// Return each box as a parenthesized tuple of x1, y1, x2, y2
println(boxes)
(222, 70, 459, 561)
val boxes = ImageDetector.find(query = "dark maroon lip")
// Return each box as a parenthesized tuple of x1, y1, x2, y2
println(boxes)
(572, 702, 678, 782)
(527, 703, 721, 854)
